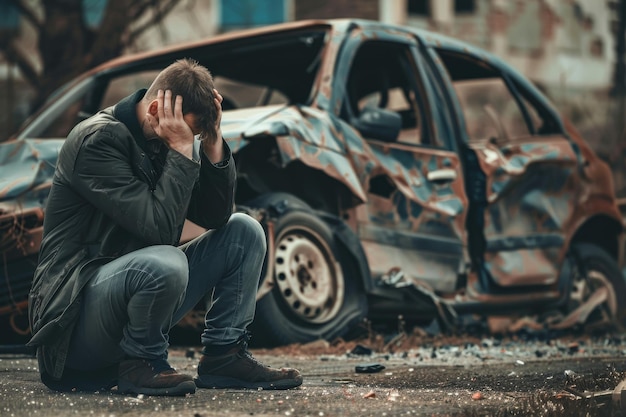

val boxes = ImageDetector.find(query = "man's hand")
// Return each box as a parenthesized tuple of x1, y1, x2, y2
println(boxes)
(146, 89, 194, 159)
(201, 89, 225, 163)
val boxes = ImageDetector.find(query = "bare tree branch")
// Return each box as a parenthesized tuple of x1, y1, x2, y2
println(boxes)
(127, 0, 180, 45)
(84, 0, 132, 68)
(128, 0, 155, 22)
(0, 0, 182, 127)
(0, 39, 40, 89)
(9, 0, 43, 30)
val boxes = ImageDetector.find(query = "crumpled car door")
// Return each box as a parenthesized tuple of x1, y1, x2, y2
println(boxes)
(437, 49, 581, 290)
(331, 32, 469, 293)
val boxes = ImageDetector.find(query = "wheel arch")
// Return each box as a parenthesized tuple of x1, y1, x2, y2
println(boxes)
(242, 192, 372, 299)
(233, 137, 363, 214)
(242, 192, 369, 345)
(317, 212, 373, 293)
(569, 214, 623, 262)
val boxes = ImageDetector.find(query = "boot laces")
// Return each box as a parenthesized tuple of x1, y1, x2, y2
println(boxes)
(236, 333, 263, 366)
(147, 358, 174, 374)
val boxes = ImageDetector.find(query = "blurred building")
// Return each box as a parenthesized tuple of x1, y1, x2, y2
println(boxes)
(380, 0, 616, 91)
(0, 0, 622, 139)
(212, 0, 618, 92)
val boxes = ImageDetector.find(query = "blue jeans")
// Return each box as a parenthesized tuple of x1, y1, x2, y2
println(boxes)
(65, 213, 266, 370)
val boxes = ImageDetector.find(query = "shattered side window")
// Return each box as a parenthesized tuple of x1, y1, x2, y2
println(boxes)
(213, 76, 288, 109)
(101, 71, 289, 113)
(434, 49, 543, 143)
(345, 41, 428, 145)
(36, 98, 89, 139)
(512, 84, 562, 135)
(453, 77, 530, 142)
(101, 71, 160, 109)
(435, 49, 561, 141)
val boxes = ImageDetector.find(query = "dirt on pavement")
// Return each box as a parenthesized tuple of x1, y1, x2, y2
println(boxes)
(2, 329, 626, 417)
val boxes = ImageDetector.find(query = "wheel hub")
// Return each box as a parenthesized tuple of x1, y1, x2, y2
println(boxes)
(273, 228, 344, 324)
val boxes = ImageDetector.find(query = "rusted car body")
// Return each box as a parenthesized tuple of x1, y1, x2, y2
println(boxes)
(1, 19, 624, 346)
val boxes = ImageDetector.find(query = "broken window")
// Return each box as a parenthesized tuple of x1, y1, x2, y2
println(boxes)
(17, 27, 328, 141)
(101, 71, 160, 108)
(435, 49, 560, 142)
(453, 77, 529, 141)
(344, 41, 429, 146)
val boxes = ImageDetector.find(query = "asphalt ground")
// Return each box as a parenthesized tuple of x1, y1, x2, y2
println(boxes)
(2, 334, 626, 417)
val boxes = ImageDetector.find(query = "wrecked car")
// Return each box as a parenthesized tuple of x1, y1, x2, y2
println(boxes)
(1, 19, 625, 346)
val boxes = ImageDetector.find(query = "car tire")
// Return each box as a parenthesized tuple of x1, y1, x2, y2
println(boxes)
(565, 243, 626, 329)
(245, 192, 367, 347)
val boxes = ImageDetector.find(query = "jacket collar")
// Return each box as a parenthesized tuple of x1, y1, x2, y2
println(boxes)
(114, 89, 156, 153)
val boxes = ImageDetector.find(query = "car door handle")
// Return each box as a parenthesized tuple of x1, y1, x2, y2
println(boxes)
(427, 168, 457, 183)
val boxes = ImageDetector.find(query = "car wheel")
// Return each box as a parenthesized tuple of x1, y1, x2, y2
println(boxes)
(246, 193, 367, 346)
(562, 243, 626, 330)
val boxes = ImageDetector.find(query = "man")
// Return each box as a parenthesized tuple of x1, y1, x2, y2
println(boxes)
(27, 58, 302, 396)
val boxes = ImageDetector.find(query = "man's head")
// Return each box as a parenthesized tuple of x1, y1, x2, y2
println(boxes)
(143, 58, 217, 140)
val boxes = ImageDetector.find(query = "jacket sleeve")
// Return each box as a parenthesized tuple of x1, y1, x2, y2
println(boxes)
(185, 139, 237, 230)
(71, 129, 200, 245)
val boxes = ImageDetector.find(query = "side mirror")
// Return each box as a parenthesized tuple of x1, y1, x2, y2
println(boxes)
(352, 107, 402, 142)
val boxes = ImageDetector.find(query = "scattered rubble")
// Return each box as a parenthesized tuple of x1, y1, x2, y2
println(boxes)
(354, 363, 385, 374)
(471, 391, 484, 401)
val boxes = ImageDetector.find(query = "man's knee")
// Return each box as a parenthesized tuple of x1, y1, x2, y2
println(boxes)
(225, 213, 267, 253)
(135, 246, 189, 292)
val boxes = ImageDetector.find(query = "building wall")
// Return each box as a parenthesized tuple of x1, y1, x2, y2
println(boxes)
(1, 0, 618, 91)
(379, 0, 617, 91)
(294, 0, 378, 20)
(0, 0, 621, 146)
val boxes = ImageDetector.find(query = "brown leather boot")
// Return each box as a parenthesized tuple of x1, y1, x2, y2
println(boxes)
(195, 337, 302, 390)
(118, 358, 196, 396)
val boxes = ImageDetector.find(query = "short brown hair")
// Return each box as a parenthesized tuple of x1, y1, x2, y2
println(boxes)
(145, 58, 217, 139)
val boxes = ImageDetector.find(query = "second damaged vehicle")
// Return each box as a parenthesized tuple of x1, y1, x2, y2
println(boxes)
(1, 19, 625, 346)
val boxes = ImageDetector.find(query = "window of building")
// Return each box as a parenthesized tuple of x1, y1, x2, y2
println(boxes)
(408, 0, 429, 16)
(455, 0, 475, 14)
(0, 2, 19, 31)
(408, 0, 476, 18)
(221, 0, 286, 28)
(83, 0, 108, 29)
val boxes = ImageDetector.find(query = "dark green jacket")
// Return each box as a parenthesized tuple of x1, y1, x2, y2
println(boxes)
(28, 90, 236, 381)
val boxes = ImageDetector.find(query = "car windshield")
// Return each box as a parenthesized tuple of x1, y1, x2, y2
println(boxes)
(15, 27, 329, 140)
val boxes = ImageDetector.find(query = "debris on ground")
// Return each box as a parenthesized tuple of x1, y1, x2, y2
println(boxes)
(349, 344, 373, 356)
(471, 391, 484, 401)
(355, 363, 386, 374)
(562, 376, 626, 415)
(363, 390, 376, 399)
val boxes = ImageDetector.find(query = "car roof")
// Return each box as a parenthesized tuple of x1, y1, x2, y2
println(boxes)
(16, 18, 551, 140)
(87, 18, 510, 72)
(45, 18, 524, 92)
(87, 19, 336, 74)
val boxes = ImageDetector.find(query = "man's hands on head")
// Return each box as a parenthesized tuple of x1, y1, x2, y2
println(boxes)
(200, 89, 225, 164)
(145, 88, 226, 163)
(146, 89, 194, 160)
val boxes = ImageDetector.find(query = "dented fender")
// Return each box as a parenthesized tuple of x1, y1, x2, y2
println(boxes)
(225, 105, 367, 204)
(240, 201, 372, 302)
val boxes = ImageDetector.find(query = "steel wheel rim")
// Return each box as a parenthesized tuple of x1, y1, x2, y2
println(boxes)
(273, 225, 345, 324)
